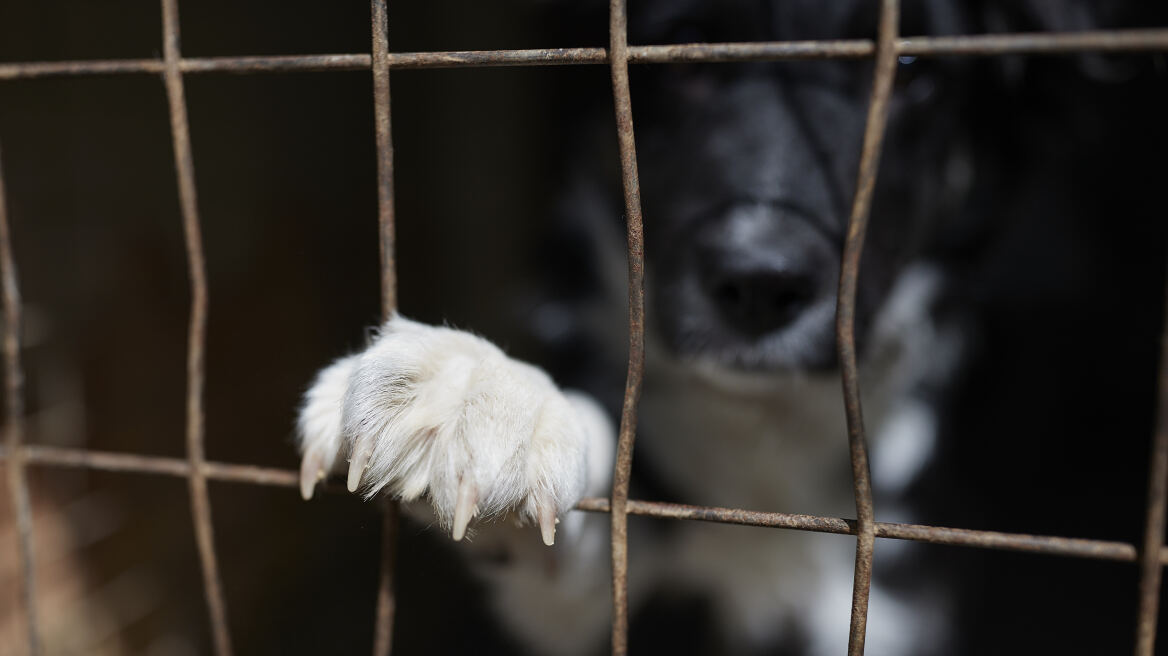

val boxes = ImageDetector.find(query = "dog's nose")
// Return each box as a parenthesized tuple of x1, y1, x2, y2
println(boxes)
(693, 202, 834, 339)
(704, 266, 815, 337)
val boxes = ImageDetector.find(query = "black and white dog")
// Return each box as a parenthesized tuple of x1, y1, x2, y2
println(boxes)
(296, 1, 1167, 654)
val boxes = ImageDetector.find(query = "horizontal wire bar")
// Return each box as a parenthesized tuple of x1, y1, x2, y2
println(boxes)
(576, 498, 1160, 564)
(181, 53, 370, 74)
(4, 443, 1165, 565)
(898, 28, 1168, 56)
(2, 28, 1167, 80)
(16, 444, 299, 483)
(0, 58, 165, 78)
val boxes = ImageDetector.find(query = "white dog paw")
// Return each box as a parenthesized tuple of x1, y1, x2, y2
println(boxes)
(297, 315, 603, 545)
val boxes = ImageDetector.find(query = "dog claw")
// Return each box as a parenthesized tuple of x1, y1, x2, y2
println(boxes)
(538, 504, 557, 546)
(299, 451, 325, 500)
(347, 443, 371, 493)
(452, 477, 477, 542)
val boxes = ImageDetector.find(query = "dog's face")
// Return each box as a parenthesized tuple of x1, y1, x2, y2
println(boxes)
(627, 0, 973, 372)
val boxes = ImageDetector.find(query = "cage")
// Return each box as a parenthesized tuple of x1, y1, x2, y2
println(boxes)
(1, 1, 1168, 654)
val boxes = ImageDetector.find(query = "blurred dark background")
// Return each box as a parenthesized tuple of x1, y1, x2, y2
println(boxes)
(0, 1, 1167, 655)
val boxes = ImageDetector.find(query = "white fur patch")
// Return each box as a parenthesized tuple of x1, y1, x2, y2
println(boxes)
(297, 315, 614, 538)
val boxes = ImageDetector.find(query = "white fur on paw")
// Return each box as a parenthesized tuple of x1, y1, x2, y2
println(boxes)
(297, 353, 360, 500)
(296, 315, 593, 545)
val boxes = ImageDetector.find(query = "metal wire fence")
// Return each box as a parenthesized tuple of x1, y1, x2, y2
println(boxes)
(1, 1, 1167, 655)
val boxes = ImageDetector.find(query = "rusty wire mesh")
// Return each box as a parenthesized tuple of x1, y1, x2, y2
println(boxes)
(1, 1, 1168, 655)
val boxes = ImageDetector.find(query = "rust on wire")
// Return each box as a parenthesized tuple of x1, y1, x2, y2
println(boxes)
(388, 48, 606, 69)
(898, 28, 1168, 57)
(183, 54, 371, 75)
(632, 40, 873, 63)
(374, 498, 399, 656)
(0, 58, 166, 79)
(15, 444, 300, 485)
(575, 497, 1168, 564)
(4, 29, 1168, 81)
(835, 0, 899, 653)
(160, 1, 233, 654)
(1135, 270, 1168, 656)
(606, 0, 648, 653)
(370, 1, 400, 654)
(372, 0, 397, 319)
(0, 144, 40, 655)
(10, 437, 1168, 565)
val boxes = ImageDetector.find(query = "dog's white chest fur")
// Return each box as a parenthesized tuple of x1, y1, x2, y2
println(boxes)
(639, 362, 854, 513)
(634, 357, 928, 653)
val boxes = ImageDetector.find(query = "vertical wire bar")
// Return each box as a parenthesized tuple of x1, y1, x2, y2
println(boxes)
(160, 1, 232, 654)
(835, 0, 899, 654)
(607, 0, 647, 653)
(372, 498, 399, 656)
(0, 144, 40, 655)
(370, 1, 399, 654)
(1135, 269, 1168, 656)
(372, 0, 397, 316)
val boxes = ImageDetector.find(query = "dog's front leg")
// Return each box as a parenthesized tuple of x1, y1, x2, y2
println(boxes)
(297, 315, 617, 653)
(459, 383, 616, 656)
